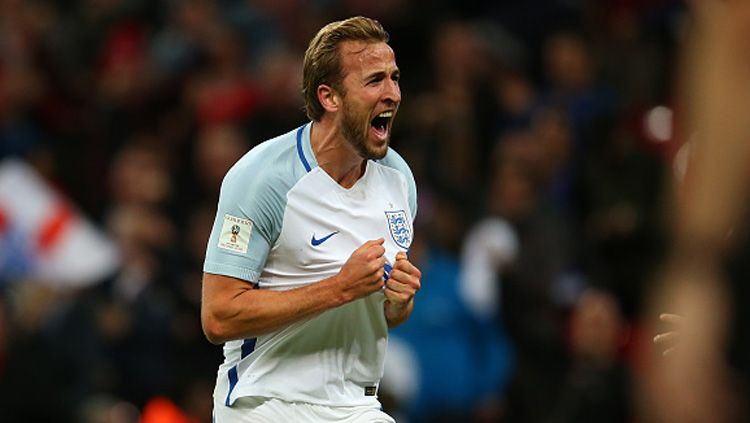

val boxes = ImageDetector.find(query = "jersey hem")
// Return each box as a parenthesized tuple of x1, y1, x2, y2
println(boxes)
(204, 262, 260, 283)
(224, 390, 382, 409)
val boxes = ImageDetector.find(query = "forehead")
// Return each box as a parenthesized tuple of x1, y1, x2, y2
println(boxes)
(339, 40, 397, 77)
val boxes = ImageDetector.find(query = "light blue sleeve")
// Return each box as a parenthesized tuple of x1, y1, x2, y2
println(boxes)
(404, 165, 417, 221)
(203, 154, 288, 283)
(380, 148, 418, 221)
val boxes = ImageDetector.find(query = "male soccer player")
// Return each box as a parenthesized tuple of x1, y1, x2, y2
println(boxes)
(201, 16, 421, 422)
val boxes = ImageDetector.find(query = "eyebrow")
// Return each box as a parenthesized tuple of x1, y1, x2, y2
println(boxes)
(365, 69, 400, 81)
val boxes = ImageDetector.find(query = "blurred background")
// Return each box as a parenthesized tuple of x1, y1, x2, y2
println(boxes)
(0, 0, 688, 422)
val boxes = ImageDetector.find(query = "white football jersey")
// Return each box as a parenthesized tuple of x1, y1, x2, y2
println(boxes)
(204, 122, 417, 409)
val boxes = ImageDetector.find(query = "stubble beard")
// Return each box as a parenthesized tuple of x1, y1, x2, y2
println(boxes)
(341, 101, 389, 160)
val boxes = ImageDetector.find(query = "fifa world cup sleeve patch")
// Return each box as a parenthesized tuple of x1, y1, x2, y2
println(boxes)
(218, 214, 253, 254)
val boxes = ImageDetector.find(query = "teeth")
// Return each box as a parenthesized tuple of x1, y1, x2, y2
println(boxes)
(378, 111, 393, 118)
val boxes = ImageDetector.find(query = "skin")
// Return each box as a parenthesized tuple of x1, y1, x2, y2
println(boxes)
(653, 313, 682, 357)
(314, 40, 401, 185)
(645, 1, 750, 421)
(201, 40, 421, 344)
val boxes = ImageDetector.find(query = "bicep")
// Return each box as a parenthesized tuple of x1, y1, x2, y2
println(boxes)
(203, 171, 282, 282)
(202, 272, 256, 303)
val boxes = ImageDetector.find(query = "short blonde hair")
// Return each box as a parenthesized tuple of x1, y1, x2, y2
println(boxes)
(302, 16, 390, 121)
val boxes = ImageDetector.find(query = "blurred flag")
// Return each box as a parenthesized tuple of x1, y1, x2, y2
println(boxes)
(0, 159, 120, 286)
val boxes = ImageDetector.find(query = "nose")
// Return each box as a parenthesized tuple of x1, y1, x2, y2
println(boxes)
(382, 78, 401, 106)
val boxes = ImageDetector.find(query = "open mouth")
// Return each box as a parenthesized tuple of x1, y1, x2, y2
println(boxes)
(370, 111, 393, 138)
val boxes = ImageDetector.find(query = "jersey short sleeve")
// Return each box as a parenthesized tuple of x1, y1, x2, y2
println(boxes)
(203, 146, 289, 283)
(379, 148, 418, 221)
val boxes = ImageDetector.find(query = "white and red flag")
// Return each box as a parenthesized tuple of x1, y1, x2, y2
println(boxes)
(0, 159, 120, 286)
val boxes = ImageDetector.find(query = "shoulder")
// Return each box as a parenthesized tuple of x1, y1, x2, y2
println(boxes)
(375, 147, 415, 185)
(375, 147, 418, 218)
(221, 126, 307, 199)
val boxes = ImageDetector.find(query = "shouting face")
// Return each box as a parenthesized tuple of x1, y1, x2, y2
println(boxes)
(337, 41, 401, 160)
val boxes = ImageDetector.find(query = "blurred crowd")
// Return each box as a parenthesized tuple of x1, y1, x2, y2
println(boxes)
(0, 0, 687, 422)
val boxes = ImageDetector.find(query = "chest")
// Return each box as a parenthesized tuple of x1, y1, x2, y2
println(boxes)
(273, 166, 413, 271)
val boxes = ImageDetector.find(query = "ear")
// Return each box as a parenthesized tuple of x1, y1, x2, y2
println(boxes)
(317, 84, 341, 114)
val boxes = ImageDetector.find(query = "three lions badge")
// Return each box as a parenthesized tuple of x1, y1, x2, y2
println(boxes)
(385, 210, 412, 249)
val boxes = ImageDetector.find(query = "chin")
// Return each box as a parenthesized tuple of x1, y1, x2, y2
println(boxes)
(367, 139, 389, 159)
(370, 149, 388, 160)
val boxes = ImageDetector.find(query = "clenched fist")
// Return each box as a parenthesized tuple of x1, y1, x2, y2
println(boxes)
(334, 238, 387, 303)
(384, 251, 421, 327)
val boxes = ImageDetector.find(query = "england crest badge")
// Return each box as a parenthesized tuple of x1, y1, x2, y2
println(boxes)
(385, 210, 412, 249)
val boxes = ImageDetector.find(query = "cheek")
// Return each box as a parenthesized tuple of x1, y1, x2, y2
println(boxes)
(355, 103, 372, 123)
(363, 87, 383, 102)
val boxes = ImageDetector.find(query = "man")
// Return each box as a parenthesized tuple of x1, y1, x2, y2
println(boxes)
(200, 16, 421, 423)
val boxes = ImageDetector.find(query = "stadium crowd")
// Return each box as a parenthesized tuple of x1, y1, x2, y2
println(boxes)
(0, 0, 685, 422)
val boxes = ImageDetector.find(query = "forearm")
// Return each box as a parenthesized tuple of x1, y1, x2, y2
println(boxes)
(201, 273, 346, 344)
(384, 298, 414, 328)
(680, 1, 750, 252)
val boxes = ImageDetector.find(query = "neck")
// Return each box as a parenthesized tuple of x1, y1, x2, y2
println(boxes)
(310, 119, 367, 188)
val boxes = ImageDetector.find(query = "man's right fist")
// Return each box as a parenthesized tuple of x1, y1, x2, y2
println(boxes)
(334, 238, 387, 303)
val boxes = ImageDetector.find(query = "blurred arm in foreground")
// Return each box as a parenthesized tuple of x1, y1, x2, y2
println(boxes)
(643, 1, 750, 422)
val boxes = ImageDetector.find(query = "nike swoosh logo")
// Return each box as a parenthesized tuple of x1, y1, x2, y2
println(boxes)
(311, 231, 339, 246)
